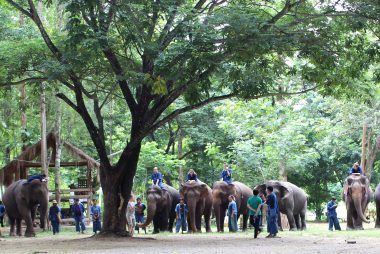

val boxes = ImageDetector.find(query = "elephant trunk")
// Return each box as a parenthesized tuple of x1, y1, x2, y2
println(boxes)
(353, 195, 370, 223)
(187, 198, 198, 232)
(139, 199, 156, 228)
(38, 195, 49, 230)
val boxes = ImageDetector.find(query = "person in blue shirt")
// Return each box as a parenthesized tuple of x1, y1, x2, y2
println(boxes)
(151, 167, 165, 189)
(327, 197, 341, 231)
(0, 200, 5, 227)
(228, 195, 238, 232)
(221, 162, 232, 184)
(71, 198, 86, 233)
(257, 186, 279, 238)
(175, 198, 188, 233)
(90, 199, 101, 234)
(48, 200, 61, 235)
(349, 162, 364, 175)
(27, 173, 47, 183)
(187, 169, 199, 182)
(135, 197, 146, 234)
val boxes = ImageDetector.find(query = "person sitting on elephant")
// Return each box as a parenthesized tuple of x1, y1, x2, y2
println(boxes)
(327, 197, 341, 231)
(247, 189, 262, 238)
(135, 197, 146, 234)
(49, 200, 61, 235)
(349, 162, 364, 175)
(221, 162, 232, 184)
(27, 173, 47, 183)
(175, 198, 188, 233)
(71, 198, 86, 234)
(228, 195, 238, 232)
(257, 186, 279, 238)
(90, 199, 102, 234)
(0, 201, 5, 227)
(151, 167, 165, 189)
(187, 169, 199, 182)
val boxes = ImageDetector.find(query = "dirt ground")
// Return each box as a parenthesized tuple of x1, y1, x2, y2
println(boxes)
(1, 223, 380, 254)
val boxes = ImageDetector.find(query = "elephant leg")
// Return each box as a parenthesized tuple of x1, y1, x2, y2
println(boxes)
(204, 209, 212, 233)
(16, 218, 22, 236)
(353, 211, 363, 230)
(214, 204, 223, 232)
(376, 201, 380, 228)
(346, 204, 354, 230)
(161, 210, 169, 231)
(285, 210, 297, 231)
(21, 210, 35, 237)
(153, 215, 160, 234)
(294, 214, 301, 230)
(300, 211, 307, 230)
(196, 207, 202, 232)
(168, 214, 175, 233)
(9, 217, 16, 236)
(277, 213, 283, 231)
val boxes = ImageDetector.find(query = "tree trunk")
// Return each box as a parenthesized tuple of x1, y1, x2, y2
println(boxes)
(40, 83, 48, 175)
(54, 101, 62, 204)
(100, 143, 142, 234)
(178, 128, 184, 184)
(360, 123, 367, 172)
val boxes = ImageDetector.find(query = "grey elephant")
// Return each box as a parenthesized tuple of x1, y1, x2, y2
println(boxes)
(343, 174, 371, 230)
(255, 180, 307, 231)
(3, 179, 49, 237)
(375, 184, 380, 228)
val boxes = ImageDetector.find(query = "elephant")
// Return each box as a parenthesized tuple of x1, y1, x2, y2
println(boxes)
(139, 184, 180, 233)
(255, 180, 307, 231)
(212, 181, 253, 232)
(180, 180, 213, 233)
(375, 184, 380, 228)
(2, 179, 48, 237)
(343, 174, 371, 230)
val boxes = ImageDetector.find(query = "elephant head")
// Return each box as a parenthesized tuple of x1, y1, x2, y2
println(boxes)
(345, 175, 371, 224)
(24, 180, 49, 230)
(254, 181, 291, 201)
(139, 185, 167, 228)
(180, 181, 210, 232)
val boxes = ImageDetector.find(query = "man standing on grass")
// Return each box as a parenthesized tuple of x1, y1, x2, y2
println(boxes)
(257, 186, 279, 238)
(327, 197, 341, 231)
(71, 198, 86, 234)
(49, 200, 61, 235)
(248, 189, 262, 238)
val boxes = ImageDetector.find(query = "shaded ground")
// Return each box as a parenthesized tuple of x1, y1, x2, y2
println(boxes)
(1, 222, 380, 254)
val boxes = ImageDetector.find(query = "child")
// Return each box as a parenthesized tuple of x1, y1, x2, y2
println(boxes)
(151, 166, 164, 189)
(175, 198, 188, 233)
(90, 199, 102, 234)
(228, 195, 238, 232)
(221, 162, 232, 184)
(134, 197, 146, 234)
(48, 200, 61, 235)
(126, 195, 136, 236)
(187, 169, 199, 182)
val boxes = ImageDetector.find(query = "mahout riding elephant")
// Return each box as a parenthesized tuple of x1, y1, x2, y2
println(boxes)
(139, 184, 180, 233)
(212, 181, 252, 232)
(255, 180, 307, 231)
(375, 184, 380, 228)
(3, 179, 48, 237)
(180, 180, 212, 232)
(343, 174, 371, 230)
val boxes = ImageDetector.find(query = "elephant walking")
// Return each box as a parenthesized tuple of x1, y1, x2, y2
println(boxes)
(2, 179, 49, 237)
(343, 174, 371, 230)
(375, 184, 380, 228)
(212, 181, 253, 232)
(139, 185, 180, 233)
(255, 181, 307, 231)
(180, 181, 213, 233)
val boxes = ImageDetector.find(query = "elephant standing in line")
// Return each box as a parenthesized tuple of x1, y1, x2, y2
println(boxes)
(375, 184, 380, 228)
(343, 174, 371, 230)
(139, 185, 180, 233)
(3, 179, 49, 237)
(255, 180, 307, 231)
(212, 181, 253, 232)
(180, 181, 213, 233)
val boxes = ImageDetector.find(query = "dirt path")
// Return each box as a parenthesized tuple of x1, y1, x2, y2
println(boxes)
(1, 233, 380, 254)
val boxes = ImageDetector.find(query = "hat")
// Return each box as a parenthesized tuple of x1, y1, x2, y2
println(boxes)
(52, 200, 57, 204)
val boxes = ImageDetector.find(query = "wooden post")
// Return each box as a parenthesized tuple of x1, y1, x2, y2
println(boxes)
(178, 128, 184, 184)
(361, 123, 367, 173)
(40, 83, 48, 175)
(54, 101, 62, 204)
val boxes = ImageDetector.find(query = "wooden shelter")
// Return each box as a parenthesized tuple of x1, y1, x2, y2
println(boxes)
(0, 132, 100, 222)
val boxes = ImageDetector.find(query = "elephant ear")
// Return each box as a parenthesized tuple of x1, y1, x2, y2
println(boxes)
(278, 184, 291, 198)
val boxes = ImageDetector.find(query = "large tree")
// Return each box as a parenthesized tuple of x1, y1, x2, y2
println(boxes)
(2, 0, 375, 234)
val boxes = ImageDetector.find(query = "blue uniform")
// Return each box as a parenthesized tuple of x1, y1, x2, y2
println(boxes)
(327, 200, 341, 231)
(187, 173, 198, 181)
(90, 205, 102, 233)
(228, 200, 238, 232)
(151, 172, 164, 188)
(49, 205, 61, 234)
(135, 202, 146, 233)
(71, 203, 86, 232)
(266, 193, 278, 236)
(175, 203, 188, 233)
(349, 166, 364, 175)
(0, 204, 5, 227)
(27, 174, 45, 183)
(221, 168, 232, 184)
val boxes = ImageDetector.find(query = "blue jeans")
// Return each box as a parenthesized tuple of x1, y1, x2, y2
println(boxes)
(135, 214, 144, 224)
(93, 220, 101, 233)
(228, 214, 238, 232)
(328, 215, 341, 231)
(267, 212, 278, 235)
(75, 217, 86, 232)
(51, 220, 60, 234)
(176, 217, 187, 233)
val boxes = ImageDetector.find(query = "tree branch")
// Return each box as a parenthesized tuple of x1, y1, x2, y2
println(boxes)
(56, 93, 78, 111)
(0, 77, 47, 87)
(5, 0, 32, 18)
